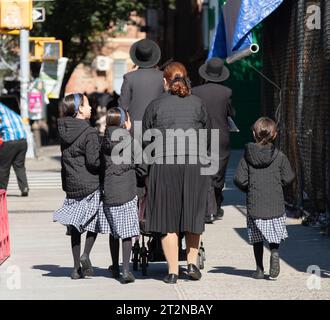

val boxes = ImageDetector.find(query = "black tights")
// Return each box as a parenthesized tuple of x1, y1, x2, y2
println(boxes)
(253, 242, 280, 271)
(109, 235, 132, 273)
(71, 227, 97, 269)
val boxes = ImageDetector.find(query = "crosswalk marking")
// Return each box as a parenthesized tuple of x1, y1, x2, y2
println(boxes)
(7, 168, 236, 191)
(7, 170, 62, 191)
(225, 169, 235, 189)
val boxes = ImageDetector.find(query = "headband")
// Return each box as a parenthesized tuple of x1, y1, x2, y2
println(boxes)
(117, 106, 126, 127)
(73, 94, 81, 113)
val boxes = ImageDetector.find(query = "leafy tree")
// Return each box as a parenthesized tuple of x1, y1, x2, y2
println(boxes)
(32, 0, 151, 94)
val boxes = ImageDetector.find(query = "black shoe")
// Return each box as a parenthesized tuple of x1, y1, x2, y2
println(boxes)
(80, 254, 94, 277)
(108, 265, 120, 278)
(214, 208, 224, 220)
(21, 187, 29, 197)
(65, 226, 72, 236)
(187, 263, 202, 280)
(121, 271, 135, 284)
(252, 267, 265, 279)
(205, 215, 214, 224)
(71, 267, 84, 280)
(163, 273, 178, 284)
(269, 250, 280, 280)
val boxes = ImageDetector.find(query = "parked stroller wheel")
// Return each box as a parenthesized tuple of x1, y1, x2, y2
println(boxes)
(140, 239, 148, 275)
(133, 254, 139, 271)
(132, 240, 140, 271)
(200, 242, 206, 261)
(198, 244, 205, 270)
(198, 252, 204, 270)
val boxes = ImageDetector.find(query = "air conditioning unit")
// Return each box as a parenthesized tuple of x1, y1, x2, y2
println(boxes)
(96, 56, 110, 71)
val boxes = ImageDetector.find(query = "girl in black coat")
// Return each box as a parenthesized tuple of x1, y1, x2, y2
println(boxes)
(234, 117, 295, 280)
(54, 93, 110, 280)
(102, 107, 144, 284)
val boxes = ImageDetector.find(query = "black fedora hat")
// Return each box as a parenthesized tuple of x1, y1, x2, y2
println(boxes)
(198, 57, 230, 82)
(130, 39, 161, 68)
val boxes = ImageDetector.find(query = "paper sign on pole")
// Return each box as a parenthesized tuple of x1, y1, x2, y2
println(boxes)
(40, 57, 68, 99)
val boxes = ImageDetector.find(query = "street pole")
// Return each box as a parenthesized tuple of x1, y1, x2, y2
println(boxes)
(202, 0, 209, 50)
(20, 29, 35, 158)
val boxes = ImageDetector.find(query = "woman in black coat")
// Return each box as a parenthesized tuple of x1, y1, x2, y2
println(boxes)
(142, 62, 211, 284)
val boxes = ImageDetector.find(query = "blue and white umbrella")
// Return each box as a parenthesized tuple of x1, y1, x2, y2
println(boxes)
(208, 0, 284, 63)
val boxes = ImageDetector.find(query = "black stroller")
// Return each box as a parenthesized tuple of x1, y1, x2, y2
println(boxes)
(131, 200, 206, 276)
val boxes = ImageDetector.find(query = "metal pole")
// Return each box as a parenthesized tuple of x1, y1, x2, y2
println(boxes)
(202, 0, 209, 50)
(20, 29, 35, 158)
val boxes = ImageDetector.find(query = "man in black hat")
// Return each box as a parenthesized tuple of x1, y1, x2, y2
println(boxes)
(118, 39, 164, 208)
(192, 57, 235, 223)
(118, 39, 164, 129)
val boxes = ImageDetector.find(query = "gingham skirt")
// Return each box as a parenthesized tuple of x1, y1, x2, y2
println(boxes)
(53, 188, 111, 234)
(104, 196, 139, 239)
(247, 213, 288, 244)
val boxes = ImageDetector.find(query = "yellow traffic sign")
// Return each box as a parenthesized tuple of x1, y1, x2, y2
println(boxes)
(29, 37, 63, 61)
(0, 28, 19, 35)
(29, 37, 55, 41)
(0, 0, 33, 30)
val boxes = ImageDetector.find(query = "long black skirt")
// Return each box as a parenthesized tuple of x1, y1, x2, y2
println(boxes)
(145, 160, 210, 234)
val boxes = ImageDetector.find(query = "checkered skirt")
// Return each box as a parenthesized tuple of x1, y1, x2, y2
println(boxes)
(103, 196, 140, 239)
(53, 188, 111, 234)
(247, 213, 288, 244)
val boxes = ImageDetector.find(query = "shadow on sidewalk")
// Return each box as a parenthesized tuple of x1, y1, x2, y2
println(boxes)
(212, 151, 330, 278)
(208, 266, 253, 278)
(32, 265, 111, 278)
(233, 216, 330, 275)
(32, 262, 173, 281)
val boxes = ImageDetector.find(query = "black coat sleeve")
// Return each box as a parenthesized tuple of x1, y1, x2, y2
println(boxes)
(280, 153, 295, 187)
(131, 136, 148, 179)
(85, 131, 101, 173)
(227, 99, 236, 118)
(200, 104, 212, 151)
(61, 158, 66, 192)
(142, 100, 157, 150)
(142, 101, 155, 133)
(234, 157, 249, 192)
(226, 89, 235, 118)
(118, 74, 131, 109)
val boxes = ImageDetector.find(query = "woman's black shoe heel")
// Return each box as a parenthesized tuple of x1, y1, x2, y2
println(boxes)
(187, 264, 202, 280)
(163, 274, 178, 284)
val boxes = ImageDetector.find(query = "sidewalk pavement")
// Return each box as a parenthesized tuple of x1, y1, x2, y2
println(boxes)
(25, 145, 62, 172)
(1, 149, 330, 300)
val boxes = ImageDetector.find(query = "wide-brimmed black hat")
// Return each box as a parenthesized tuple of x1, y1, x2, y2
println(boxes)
(130, 39, 161, 68)
(198, 57, 230, 82)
